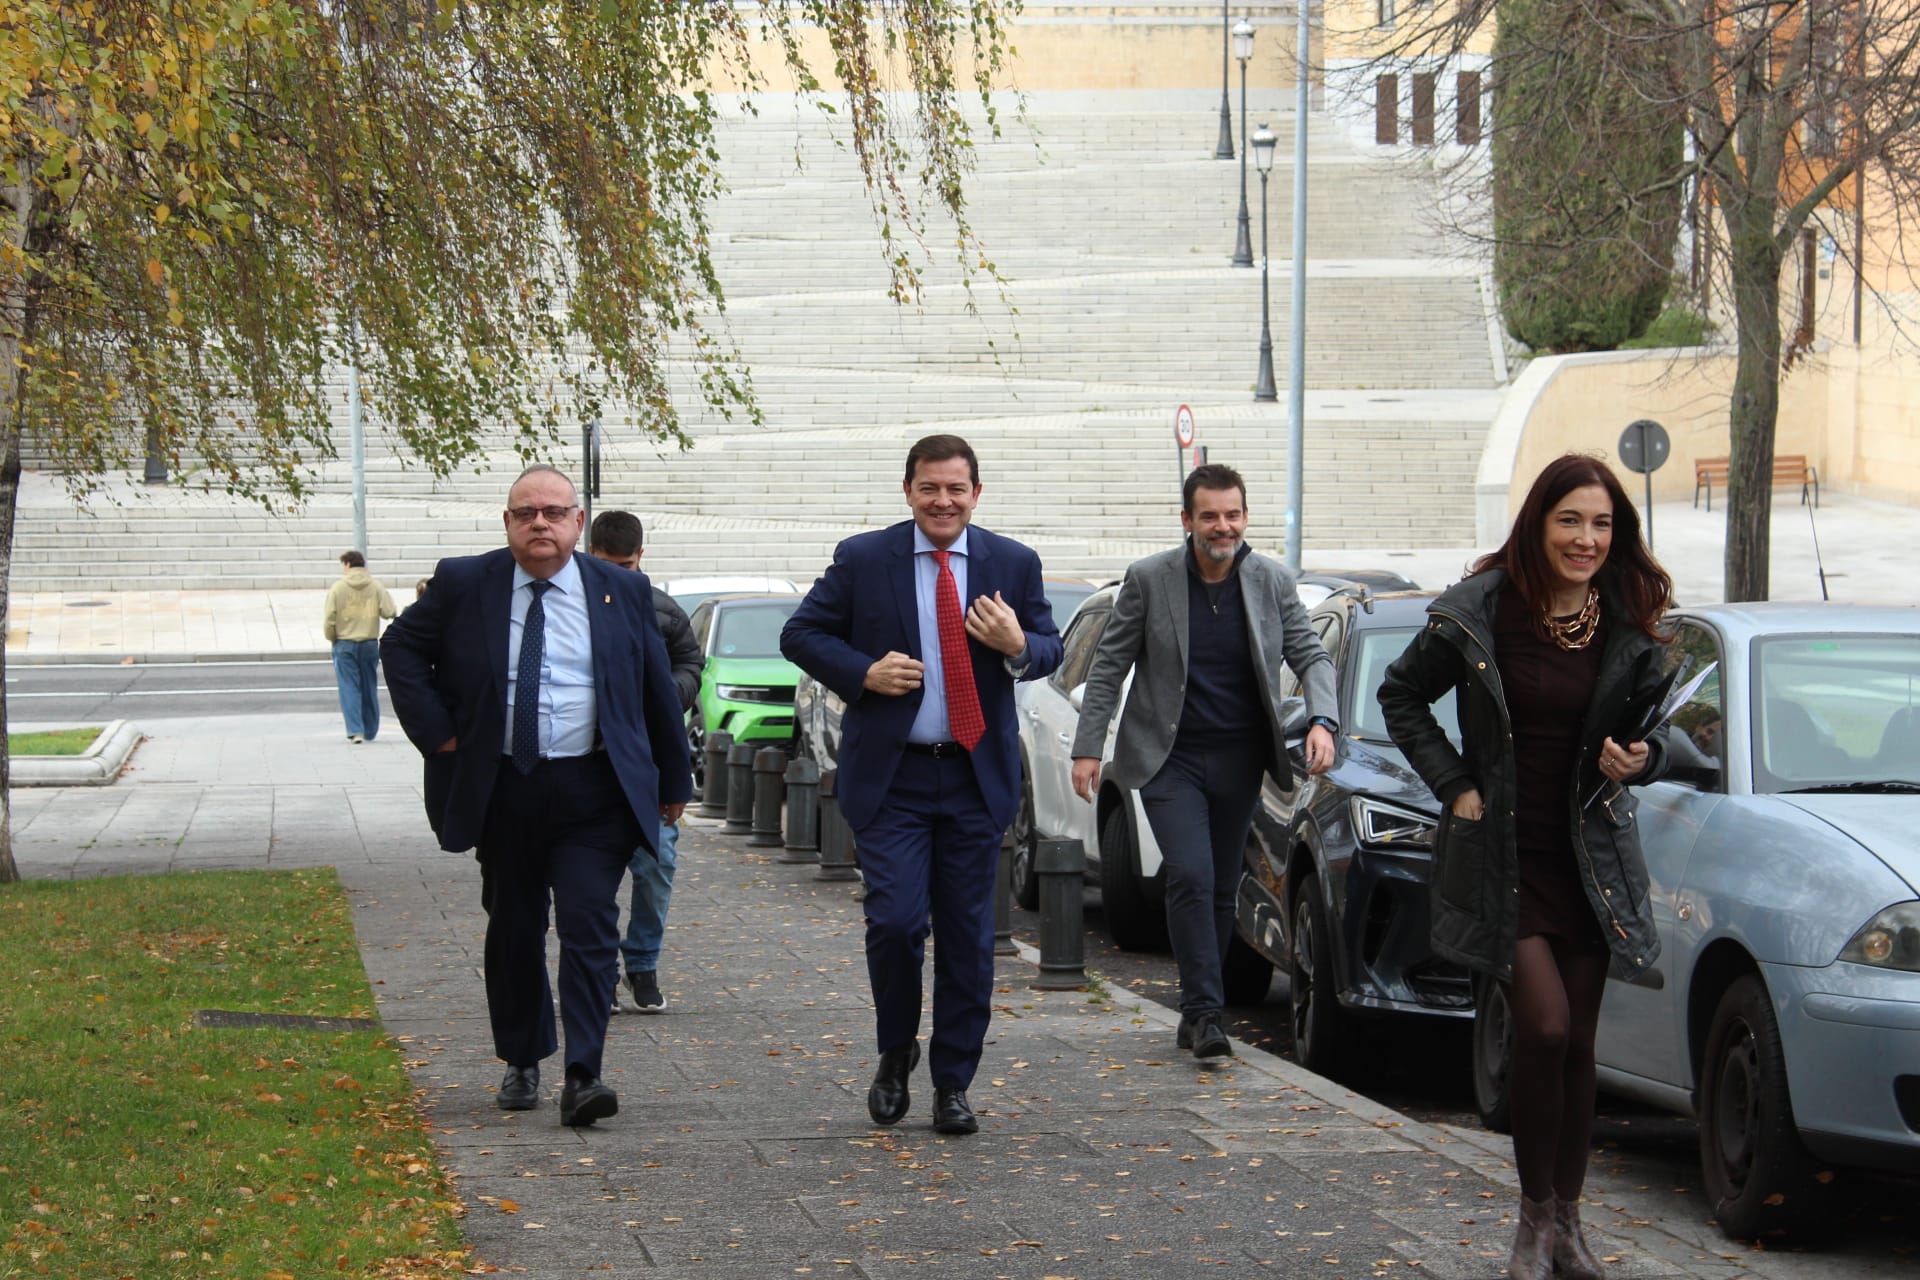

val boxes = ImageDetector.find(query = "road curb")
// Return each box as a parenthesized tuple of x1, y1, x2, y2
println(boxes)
(12, 719, 143, 786)
(7, 651, 331, 666)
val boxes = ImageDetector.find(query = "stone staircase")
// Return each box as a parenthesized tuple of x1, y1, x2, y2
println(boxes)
(14, 96, 1502, 592)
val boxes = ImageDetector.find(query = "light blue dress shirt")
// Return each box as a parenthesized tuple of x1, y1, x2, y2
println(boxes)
(906, 527, 1030, 745)
(504, 555, 598, 759)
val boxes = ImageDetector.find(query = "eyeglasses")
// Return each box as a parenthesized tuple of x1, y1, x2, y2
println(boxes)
(507, 504, 578, 525)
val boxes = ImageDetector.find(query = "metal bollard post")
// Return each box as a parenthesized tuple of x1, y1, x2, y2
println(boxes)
(723, 740, 756, 834)
(698, 731, 734, 819)
(1031, 837, 1087, 990)
(749, 746, 787, 848)
(781, 757, 821, 863)
(814, 769, 860, 881)
(993, 828, 1018, 956)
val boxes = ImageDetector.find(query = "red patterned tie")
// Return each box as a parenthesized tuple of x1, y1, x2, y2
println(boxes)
(933, 550, 985, 751)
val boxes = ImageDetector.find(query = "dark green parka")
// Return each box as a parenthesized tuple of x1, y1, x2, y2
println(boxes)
(1377, 569, 1669, 983)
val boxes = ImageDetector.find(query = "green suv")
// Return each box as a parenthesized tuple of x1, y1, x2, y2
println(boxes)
(682, 592, 804, 797)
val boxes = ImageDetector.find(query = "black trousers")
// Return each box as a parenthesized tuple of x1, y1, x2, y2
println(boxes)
(477, 752, 641, 1079)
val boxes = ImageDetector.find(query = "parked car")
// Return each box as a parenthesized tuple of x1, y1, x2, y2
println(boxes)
(1232, 589, 1473, 1076)
(684, 593, 805, 797)
(661, 575, 800, 613)
(1295, 567, 1423, 610)
(791, 577, 1107, 774)
(1472, 603, 1920, 1241)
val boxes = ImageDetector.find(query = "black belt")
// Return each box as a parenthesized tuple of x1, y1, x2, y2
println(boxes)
(903, 740, 967, 758)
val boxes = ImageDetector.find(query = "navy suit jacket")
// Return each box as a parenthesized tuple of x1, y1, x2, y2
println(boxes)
(381, 547, 694, 855)
(781, 522, 1063, 831)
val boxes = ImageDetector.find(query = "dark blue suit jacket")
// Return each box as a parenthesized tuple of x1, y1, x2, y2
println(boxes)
(381, 547, 693, 855)
(780, 522, 1063, 831)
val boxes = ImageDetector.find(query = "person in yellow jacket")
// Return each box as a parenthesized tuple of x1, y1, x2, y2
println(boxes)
(324, 550, 398, 742)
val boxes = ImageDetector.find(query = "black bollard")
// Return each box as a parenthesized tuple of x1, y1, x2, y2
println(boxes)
(814, 769, 860, 881)
(1031, 837, 1087, 990)
(698, 730, 734, 819)
(781, 757, 821, 863)
(749, 746, 787, 848)
(993, 828, 1018, 956)
(723, 740, 756, 834)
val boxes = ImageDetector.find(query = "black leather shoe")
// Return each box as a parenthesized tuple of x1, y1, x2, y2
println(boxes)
(1191, 1013, 1231, 1059)
(866, 1041, 920, 1126)
(933, 1086, 978, 1135)
(559, 1075, 618, 1127)
(497, 1064, 539, 1111)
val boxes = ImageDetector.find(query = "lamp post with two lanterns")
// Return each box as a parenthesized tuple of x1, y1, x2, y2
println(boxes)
(1251, 124, 1278, 402)
(1230, 19, 1255, 267)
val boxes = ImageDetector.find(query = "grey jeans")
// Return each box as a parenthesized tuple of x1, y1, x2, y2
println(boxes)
(1137, 736, 1268, 1018)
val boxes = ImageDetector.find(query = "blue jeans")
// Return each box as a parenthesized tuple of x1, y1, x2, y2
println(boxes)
(619, 818, 678, 975)
(332, 639, 381, 740)
(1138, 737, 1267, 1018)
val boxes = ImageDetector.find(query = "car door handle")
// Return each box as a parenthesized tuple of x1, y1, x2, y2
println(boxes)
(1056, 732, 1072, 743)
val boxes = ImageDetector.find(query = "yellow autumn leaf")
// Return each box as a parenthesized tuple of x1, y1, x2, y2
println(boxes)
(153, 204, 169, 225)
(145, 259, 164, 285)
(133, 111, 153, 136)
(498, 1198, 519, 1214)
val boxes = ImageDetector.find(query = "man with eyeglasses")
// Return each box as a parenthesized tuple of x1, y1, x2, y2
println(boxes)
(383, 464, 691, 1127)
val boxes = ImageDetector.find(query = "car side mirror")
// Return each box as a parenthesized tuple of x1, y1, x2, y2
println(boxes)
(1068, 685, 1085, 712)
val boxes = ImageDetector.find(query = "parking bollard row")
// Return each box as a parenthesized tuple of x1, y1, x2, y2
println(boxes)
(994, 829, 1018, 957)
(814, 769, 860, 881)
(1032, 837, 1087, 990)
(781, 757, 821, 863)
(749, 746, 787, 847)
(697, 731, 734, 820)
(723, 741, 756, 833)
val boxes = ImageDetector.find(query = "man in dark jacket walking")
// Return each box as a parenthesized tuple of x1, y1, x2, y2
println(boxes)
(590, 510, 704, 1014)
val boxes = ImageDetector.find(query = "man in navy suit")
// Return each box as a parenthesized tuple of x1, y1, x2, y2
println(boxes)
(782, 434, 1062, 1134)
(382, 464, 691, 1127)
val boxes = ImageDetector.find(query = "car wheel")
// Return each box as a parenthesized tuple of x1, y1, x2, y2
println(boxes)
(1222, 933, 1275, 1006)
(687, 706, 707, 802)
(1008, 763, 1040, 912)
(1099, 803, 1167, 952)
(1698, 974, 1831, 1241)
(1471, 972, 1513, 1134)
(1288, 871, 1350, 1076)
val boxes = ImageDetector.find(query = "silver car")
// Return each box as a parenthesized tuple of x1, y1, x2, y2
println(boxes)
(1473, 603, 1920, 1241)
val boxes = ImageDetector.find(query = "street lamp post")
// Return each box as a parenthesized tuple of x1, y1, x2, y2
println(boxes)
(1285, 0, 1312, 570)
(1252, 124, 1278, 402)
(1231, 19, 1256, 267)
(1215, 2, 1235, 158)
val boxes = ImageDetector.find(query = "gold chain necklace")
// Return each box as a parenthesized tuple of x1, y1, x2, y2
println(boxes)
(1538, 588, 1601, 651)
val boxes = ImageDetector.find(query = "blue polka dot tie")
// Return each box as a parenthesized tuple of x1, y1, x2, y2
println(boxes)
(511, 580, 552, 775)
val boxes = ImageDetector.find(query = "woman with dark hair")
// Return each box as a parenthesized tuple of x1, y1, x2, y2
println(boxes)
(1378, 453, 1672, 1280)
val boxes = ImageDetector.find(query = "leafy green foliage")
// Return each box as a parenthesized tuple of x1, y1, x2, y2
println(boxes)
(0, 868, 468, 1277)
(1, 0, 1015, 500)
(1491, 0, 1684, 354)
(1622, 306, 1714, 350)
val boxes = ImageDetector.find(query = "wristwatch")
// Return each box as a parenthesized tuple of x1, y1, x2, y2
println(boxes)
(1309, 716, 1339, 733)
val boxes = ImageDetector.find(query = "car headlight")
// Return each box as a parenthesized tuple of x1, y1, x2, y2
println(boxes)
(1839, 901, 1920, 972)
(1350, 796, 1438, 853)
(716, 684, 793, 705)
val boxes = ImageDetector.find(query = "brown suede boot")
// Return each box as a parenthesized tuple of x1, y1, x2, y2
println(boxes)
(1506, 1195, 1555, 1280)
(1552, 1197, 1606, 1280)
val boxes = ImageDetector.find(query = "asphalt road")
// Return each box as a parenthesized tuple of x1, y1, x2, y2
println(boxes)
(1009, 893, 1920, 1268)
(8, 657, 372, 721)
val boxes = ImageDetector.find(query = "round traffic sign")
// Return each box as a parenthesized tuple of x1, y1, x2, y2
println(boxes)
(1618, 419, 1671, 475)
(1173, 404, 1196, 449)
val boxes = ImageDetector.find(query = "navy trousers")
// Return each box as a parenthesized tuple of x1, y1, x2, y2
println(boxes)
(1138, 736, 1268, 1018)
(477, 752, 640, 1079)
(849, 751, 1002, 1090)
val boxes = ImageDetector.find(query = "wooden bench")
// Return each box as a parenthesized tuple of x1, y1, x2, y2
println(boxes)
(1692, 455, 1818, 511)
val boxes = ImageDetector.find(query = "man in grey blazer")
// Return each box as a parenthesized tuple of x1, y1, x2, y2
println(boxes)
(1070, 464, 1338, 1060)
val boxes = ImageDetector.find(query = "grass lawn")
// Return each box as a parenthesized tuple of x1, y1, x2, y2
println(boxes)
(0, 869, 469, 1278)
(8, 727, 104, 756)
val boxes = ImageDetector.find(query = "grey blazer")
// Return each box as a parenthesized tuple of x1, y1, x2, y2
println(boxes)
(1070, 545, 1338, 789)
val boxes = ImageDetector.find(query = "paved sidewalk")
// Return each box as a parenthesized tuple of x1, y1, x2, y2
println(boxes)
(17, 713, 1909, 1279)
(9, 492, 1919, 665)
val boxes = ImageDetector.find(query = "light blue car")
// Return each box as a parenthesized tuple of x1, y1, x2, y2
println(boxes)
(1474, 603, 1920, 1242)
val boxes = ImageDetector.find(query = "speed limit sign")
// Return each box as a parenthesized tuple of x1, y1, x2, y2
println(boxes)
(1173, 404, 1196, 449)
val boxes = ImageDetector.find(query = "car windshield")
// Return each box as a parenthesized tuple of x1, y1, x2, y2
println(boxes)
(1349, 626, 1461, 746)
(711, 601, 799, 658)
(1047, 582, 1100, 628)
(1751, 633, 1920, 792)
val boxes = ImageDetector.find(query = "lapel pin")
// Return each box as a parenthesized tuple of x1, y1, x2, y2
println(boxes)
(604, 594, 611, 604)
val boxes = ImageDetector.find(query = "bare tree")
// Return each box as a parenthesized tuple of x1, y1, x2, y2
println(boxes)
(1373, 0, 1920, 600)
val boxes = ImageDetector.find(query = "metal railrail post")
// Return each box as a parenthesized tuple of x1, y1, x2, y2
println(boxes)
(749, 746, 787, 847)
(781, 757, 821, 862)
(1031, 837, 1087, 990)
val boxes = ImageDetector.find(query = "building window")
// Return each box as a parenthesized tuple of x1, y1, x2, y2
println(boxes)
(1411, 72, 1436, 145)
(1376, 74, 1400, 144)
(1378, 0, 1396, 28)
(1457, 71, 1483, 145)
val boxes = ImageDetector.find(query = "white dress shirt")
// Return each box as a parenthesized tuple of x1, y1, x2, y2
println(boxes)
(504, 555, 598, 759)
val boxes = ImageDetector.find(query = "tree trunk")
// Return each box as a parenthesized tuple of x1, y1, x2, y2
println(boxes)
(1723, 200, 1785, 604)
